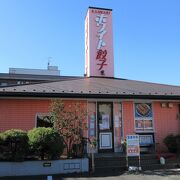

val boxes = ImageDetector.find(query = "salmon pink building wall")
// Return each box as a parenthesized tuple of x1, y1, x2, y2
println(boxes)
(0, 99, 50, 132)
(0, 98, 179, 152)
(122, 101, 180, 151)
(153, 102, 180, 152)
(0, 99, 87, 134)
(123, 101, 135, 138)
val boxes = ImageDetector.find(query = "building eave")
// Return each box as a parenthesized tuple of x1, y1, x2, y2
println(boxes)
(0, 92, 180, 100)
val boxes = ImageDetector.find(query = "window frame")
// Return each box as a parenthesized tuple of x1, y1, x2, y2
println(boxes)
(134, 102, 154, 133)
(35, 113, 53, 128)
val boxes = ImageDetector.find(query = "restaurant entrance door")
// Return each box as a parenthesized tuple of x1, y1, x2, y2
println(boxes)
(97, 102, 114, 152)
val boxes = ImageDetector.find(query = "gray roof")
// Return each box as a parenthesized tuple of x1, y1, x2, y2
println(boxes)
(0, 77, 180, 100)
(0, 73, 82, 81)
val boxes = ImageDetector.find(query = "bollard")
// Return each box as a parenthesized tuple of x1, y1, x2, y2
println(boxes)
(47, 176, 52, 180)
(160, 157, 165, 165)
(92, 153, 95, 173)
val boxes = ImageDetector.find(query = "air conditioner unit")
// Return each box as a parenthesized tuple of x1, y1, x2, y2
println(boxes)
(161, 102, 167, 108)
(168, 103, 173, 108)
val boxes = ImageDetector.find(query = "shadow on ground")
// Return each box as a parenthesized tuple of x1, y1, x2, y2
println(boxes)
(0, 169, 180, 180)
(141, 168, 180, 176)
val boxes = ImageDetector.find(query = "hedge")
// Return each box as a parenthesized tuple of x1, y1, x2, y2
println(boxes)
(28, 127, 65, 160)
(164, 134, 180, 153)
(0, 129, 29, 161)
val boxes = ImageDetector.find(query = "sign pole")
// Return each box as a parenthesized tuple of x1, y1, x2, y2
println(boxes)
(126, 135, 141, 171)
(92, 152, 95, 173)
(138, 154, 141, 170)
(125, 139, 128, 170)
(126, 154, 129, 170)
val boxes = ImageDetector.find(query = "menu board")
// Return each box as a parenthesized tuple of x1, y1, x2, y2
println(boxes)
(139, 135, 153, 146)
(89, 114, 96, 136)
(100, 114, 110, 130)
(127, 135, 140, 157)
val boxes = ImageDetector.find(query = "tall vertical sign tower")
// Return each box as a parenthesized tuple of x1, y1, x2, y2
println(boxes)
(85, 7, 114, 77)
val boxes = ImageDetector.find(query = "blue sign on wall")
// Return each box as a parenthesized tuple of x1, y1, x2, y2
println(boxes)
(139, 135, 153, 146)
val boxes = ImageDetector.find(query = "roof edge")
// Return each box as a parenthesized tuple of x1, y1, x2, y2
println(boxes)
(0, 92, 180, 100)
(89, 6, 112, 11)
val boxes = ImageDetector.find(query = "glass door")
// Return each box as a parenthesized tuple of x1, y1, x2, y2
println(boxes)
(98, 102, 113, 152)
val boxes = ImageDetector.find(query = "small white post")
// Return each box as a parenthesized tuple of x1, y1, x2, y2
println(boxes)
(47, 176, 52, 180)
(138, 155, 142, 171)
(92, 152, 95, 173)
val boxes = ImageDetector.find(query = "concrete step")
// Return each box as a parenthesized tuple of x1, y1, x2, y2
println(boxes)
(142, 162, 179, 170)
(94, 162, 126, 167)
(91, 162, 179, 173)
(91, 165, 127, 173)
(93, 157, 159, 166)
(89, 154, 180, 172)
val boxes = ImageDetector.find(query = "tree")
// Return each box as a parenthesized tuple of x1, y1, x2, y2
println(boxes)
(50, 99, 87, 158)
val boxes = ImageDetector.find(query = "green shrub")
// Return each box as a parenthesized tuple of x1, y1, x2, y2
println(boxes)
(163, 134, 178, 153)
(176, 135, 180, 154)
(28, 127, 64, 160)
(0, 129, 29, 161)
(0, 133, 4, 159)
(0, 133, 3, 144)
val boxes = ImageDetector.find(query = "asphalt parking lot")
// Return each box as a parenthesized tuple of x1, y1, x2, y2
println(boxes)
(0, 169, 180, 180)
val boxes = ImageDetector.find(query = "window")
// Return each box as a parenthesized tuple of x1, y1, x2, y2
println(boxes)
(0, 82, 7, 86)
(134, 103, 153, 132)
(139, 135, 153, 146)
(88, 102, 96, 138)
(87, 102, 97, 153)
(36, 113, 53, 127)
(113, 102, 123, 152)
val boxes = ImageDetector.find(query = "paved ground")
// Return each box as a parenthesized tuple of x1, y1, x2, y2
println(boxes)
(0, 169, 180, 180)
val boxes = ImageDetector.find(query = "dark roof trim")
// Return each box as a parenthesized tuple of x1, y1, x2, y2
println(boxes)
(0, 73, 83, 80)
(0, 92, 180, 100)
(89, 6, 112, 11)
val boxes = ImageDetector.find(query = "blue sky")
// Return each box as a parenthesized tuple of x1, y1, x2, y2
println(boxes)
(0, 0, 180, 85)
